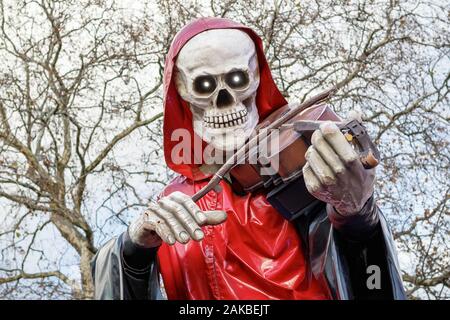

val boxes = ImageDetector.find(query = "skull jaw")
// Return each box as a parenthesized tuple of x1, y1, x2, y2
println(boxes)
(192, 100, 259, 152)
(195, 123, 250, 151)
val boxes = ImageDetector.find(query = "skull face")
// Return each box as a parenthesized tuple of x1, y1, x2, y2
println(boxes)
(175, 29, 260, 152)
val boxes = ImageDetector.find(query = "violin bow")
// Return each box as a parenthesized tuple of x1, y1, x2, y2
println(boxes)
(191, 86, 338, 202)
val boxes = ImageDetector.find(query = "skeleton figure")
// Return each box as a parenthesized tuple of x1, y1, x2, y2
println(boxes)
(91, 18, 406, 301)
(175, 29, 260, 151)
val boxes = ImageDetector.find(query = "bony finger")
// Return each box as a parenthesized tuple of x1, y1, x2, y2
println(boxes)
(319, 121, 340, 135)
(319, 121, 358, 165)
(149, 202, 191, 244)
(311, 130, 346, 175)
(203, 210, 227, 225)
(169, 191, 207, 225)
(153, 219, 176, 245)
(305, 146, 336, 186)
(302, 162, 322, 193)
(158, 198, 204, 241)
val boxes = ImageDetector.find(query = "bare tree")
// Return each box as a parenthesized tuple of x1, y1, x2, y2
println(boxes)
(0, 0, 172, 299)
(0, 0, 448, 299)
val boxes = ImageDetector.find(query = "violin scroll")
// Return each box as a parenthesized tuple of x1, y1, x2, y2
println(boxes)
(338, 119, 380, 170)
(292, 118, 380, 170)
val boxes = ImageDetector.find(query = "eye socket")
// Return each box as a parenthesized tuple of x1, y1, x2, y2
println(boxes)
(193, 75, 217, 95)
(225, 70, 249, 89)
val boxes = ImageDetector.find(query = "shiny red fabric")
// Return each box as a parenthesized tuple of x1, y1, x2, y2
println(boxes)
(157, 17, 330, 300)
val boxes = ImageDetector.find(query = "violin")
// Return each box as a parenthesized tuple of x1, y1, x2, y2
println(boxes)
(192, 87, 380, 221)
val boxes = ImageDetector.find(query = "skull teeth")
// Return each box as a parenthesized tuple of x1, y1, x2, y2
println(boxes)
(204, 109, 248, 128)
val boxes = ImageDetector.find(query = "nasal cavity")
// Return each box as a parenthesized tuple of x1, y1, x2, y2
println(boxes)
(216, 89, 234, 108)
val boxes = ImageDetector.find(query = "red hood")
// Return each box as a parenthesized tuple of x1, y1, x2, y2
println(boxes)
(163, 17, 287, 180)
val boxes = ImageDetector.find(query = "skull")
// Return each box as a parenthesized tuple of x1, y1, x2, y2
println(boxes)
(175, 29, 260, 152)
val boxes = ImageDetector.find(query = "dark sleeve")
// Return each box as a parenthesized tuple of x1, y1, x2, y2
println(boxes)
(327, 196, 405, 299)
(120, 231, 159, 300)
(327, 195, 379, 242)
(91, 232, 162, 300)
(333, 223, 395, 299)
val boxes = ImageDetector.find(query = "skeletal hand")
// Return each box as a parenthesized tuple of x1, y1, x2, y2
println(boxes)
(128, 191, 227, 248)
(302, 111, 375, 216)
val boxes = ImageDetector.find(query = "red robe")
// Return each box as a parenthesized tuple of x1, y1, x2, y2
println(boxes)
(157, 17, 329, 300)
